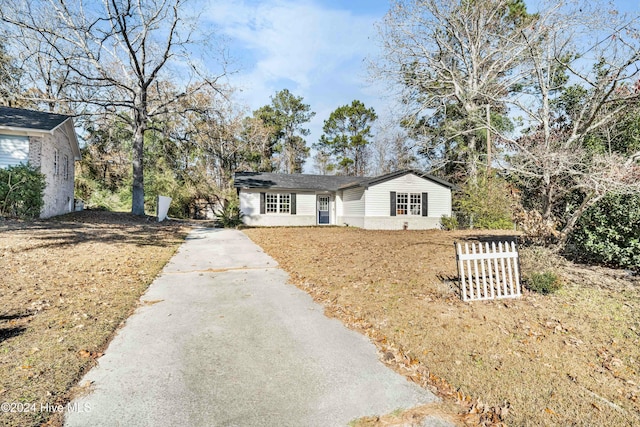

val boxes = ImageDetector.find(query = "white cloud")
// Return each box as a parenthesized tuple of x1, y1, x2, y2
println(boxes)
(204, 0, 390, 172)
(205, 0, 380, 106)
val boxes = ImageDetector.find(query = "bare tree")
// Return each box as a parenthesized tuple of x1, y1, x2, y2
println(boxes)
(500, 0, 640, 245)
(370, 116, 418, 175)
(375, 0, 536, 183)
(1, 0, 226, 215)
(194, 100, 273, 190)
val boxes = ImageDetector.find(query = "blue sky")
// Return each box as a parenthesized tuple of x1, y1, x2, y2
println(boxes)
(202, 0, 640, 172)
(204, 0, 392, 169)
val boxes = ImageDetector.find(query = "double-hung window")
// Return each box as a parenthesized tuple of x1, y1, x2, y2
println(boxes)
(410, 193, 421, 215)
(63, 155, 69, 180)
(279, 194, 290, 213)
(396, 193, 408, 215)
(397, 192, 422, 216)
(266, 194, 278, 213)
(53, 149, 59, 176)
(265, 193, 290, 214)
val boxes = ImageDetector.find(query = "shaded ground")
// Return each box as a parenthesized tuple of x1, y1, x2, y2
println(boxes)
(244, 227, 640, 426)
(0, 211, 188, 427)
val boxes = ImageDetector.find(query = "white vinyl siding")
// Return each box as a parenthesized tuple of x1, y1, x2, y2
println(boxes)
(0, 135, 29, 168)
(237, 172, 452, 229)
(339, 187, 365, 227)
(342, 187, 365, 216)
(239, 189, 317, 226)
(365, 173, 451, 218)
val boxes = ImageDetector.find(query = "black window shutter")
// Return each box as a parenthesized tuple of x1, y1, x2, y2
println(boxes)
(422, 192, 428, 216)
(260, 192, 265, 214)
(290, 193, 296, 215)
(390, 191, 396, 216)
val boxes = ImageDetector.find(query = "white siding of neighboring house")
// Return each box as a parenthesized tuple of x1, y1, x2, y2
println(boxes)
(239, 189, 317, 226)
(0, 135, 29, 168)
(338, 187, 365, 228)
(363, 173, 451, 230)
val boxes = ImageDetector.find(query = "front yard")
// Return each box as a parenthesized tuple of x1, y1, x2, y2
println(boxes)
(0, 211, 187, 427)
(244, 227, 640, 426)
(2, 217, 638, 426)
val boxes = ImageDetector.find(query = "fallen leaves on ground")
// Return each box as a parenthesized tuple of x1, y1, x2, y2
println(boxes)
(0, 211, 187, 427)
(244, 227, 640, 426)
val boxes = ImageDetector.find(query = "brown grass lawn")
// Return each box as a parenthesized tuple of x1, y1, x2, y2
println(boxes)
(0, 211, 187, 427)
(244, 227, 640, 426)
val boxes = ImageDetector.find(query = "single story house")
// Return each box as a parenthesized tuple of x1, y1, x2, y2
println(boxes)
(0, 106, 81, 218)
(234, 169, 454, 229)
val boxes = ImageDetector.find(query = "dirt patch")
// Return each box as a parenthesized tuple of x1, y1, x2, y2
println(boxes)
(244, 227, 640, 426)
(0, 211, 188, 427)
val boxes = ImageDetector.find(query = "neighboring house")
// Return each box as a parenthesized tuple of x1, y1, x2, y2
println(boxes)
(234, 169, 455, 229)
(0, 106, 81, 218)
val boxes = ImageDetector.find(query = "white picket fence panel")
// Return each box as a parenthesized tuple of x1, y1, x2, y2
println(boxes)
(455, 241, 521, 302)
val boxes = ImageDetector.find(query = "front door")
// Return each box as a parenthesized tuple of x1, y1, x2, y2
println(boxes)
(318, 195, 330, 225)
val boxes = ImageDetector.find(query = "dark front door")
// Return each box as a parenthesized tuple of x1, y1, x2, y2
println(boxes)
(318, 195, 330, 224)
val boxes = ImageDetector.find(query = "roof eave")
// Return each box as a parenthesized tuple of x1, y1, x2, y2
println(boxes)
(236, 185, 338, 192)
(0, 118, 82, 161)
(0, 125, 53, 137)
(338, 182, 366, 191)
(62, 119, 82, 160)
(356, 169, 456, 190)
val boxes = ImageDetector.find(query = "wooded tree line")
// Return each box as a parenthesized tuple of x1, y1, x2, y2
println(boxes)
(1, 0, 639, 258)
(0, 0, 386, 217)
(377, 0, 640, 254)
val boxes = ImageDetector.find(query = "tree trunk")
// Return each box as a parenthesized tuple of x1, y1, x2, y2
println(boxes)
(556, 193, 598, 248)
(467, 135, 478, 184)
(131, 110, 146, 216)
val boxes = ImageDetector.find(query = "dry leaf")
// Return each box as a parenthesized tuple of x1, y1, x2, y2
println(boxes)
(78, 350, 103, 359)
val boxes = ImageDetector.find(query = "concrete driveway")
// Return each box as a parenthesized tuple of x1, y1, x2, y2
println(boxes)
(65, 228, 447, 427)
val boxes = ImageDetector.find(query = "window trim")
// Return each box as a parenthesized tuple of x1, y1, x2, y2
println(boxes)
(396, 192, 422, 216)
(264, 193, 291, 214)
(63, 155, 69, 180)
(53, 149, 59, 176)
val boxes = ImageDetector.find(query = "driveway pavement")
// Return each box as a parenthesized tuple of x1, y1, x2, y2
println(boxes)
(65, 228, 449, 426)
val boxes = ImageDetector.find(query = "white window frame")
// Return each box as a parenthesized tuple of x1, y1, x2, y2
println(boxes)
(63, 155, 69, 180)
(410, 193, 421, 215)
(265, 193, 290, 214)
(53, 149, 59, 176)
(266, 193, 278, 213)
(397, 192, 421, 216)
(396, 192, 408, 215)
(318, 196, 329, 212)
(279, 194, 290, 214)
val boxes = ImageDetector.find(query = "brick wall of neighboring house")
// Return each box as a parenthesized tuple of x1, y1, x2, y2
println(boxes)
(28, 138, 42, 167)
(36, 127, 76, 218)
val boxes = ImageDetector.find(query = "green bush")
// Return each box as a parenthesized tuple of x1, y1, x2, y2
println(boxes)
(0, 164, 46, 219)
(215, 197, 244, 228)
(454, 175, 516, 230)
(524, 271, 562, 294)
(569, 193, 640, 270)
(86, 186, 131, 212)
(440, 214, 458, 230)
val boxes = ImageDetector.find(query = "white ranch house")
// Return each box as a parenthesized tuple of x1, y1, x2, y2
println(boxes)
(234, 169, 454, 229)
(0, 106, 81, 218)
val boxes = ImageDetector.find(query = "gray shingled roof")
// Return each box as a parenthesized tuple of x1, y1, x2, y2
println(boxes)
(234, 172, 369, 191)
(0, 106, 72, 132)
(234, 170, 455, 191)
(341, 169, 456, 190)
